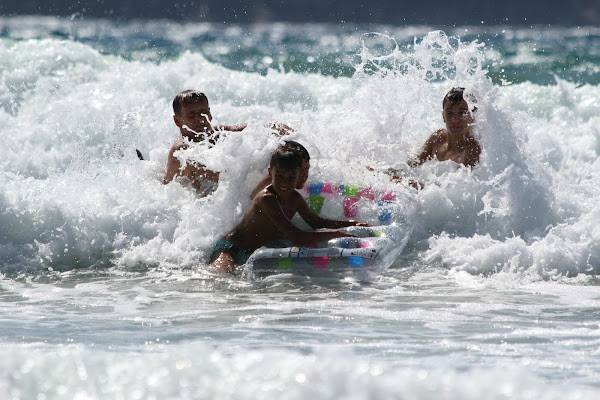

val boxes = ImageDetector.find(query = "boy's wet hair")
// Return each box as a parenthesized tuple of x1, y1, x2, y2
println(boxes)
(284, 140, 310, 161)
(443, 87, 477, 110)
(173, 90, 209, 115)
(270, 144, 304, 170)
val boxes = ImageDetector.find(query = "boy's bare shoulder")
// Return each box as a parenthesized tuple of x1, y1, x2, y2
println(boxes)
(252, 188, 305, 213)
(410, 129, 447, 166)
(169, 138, 189, 155)
(426, 129, 447, 144)
(251, 186, 279, 205)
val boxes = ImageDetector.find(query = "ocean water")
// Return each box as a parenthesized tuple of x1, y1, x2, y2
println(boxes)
(1, 16, 600, 399)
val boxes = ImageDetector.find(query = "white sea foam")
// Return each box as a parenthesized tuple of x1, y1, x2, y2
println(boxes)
(1, 21, 600, 397)
(1, 28, 599, 278)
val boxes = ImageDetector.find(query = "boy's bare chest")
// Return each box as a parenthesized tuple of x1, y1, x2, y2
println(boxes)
(278, 200, 297, 220)
(434, 142, 470, 164)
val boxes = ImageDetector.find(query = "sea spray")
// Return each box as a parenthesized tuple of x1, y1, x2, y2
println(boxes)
(1, 27, 594, 278)
(3, 19, 600, 399)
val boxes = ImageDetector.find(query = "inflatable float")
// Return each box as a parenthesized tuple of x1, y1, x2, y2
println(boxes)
(243, 181, 414, 281)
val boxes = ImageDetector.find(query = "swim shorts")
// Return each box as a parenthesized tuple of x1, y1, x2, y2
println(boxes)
(211, 239, 250, 264)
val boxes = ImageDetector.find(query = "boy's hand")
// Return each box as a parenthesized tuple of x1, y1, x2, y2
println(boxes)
(408, 179, 424, 190)
(267, 122, 294, 136)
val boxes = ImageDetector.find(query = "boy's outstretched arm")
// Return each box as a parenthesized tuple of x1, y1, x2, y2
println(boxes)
(213, 122, 248, 132)
(214, 122, 294, 136)
(258, 194, 359, 245)
(295, 195, 369, 229)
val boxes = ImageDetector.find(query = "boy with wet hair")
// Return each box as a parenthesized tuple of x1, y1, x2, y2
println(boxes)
(384, 87, 481, 187)
(163, 90, 222, 196)
(409, 87, 481, 167)
(163, 89, 293, 196)
(210, 143, 367, 273)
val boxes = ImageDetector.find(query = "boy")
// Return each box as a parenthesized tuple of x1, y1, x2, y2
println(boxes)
(163, 90, 292, 196)
(162, 90, 222, 196)
(409, 87, 481, 167)
(210, 144, 368, 272)
(384, 87, 481, 187)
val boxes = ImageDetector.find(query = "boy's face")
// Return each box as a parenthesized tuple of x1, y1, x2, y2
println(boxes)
(269, 164, 301, 196)
(442, 99, 474, 135)
(296, 159, 310, 189)
(174, 101, 213, 140)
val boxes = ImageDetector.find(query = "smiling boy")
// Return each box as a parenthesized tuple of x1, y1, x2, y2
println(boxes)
(210, 144, 367, 273)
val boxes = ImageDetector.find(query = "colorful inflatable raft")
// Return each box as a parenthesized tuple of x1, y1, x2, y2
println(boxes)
(243, 182, 413, 281)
